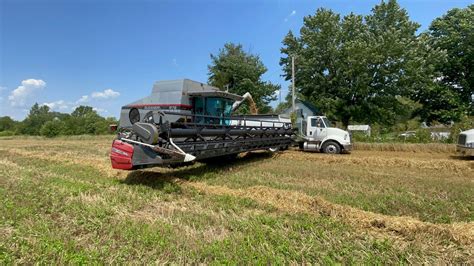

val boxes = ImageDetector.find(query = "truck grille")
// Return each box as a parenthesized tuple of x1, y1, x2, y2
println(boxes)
(458, 134, 467, 145)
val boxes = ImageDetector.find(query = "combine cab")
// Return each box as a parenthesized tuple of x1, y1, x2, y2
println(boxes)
(110, 79, 293, 169)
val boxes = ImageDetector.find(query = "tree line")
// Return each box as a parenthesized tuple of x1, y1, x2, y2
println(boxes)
(208, 0, 473, 129)
(0, 104, 117, 137)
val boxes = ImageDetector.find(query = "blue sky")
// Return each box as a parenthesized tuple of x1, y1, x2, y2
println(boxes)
(0, 0, 471, 120)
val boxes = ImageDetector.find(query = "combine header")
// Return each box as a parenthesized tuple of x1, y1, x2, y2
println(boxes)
(111, 79, 293, 170)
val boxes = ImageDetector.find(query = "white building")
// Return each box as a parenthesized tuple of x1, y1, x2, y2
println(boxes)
(348, 125, 371, 136)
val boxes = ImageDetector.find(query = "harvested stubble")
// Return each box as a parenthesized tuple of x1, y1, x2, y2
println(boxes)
(0, 136, 472, 264)
(354, 142, 456, 153)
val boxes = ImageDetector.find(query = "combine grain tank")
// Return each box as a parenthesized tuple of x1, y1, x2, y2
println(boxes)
(110, 79, 293, 169)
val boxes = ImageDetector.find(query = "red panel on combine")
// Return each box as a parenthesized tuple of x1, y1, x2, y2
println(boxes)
(110, 140, 134, 170)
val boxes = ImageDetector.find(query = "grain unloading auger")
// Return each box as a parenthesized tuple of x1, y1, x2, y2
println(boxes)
(110, 79, 293, 170)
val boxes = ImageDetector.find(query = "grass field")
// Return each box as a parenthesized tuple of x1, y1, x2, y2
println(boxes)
(0, 136, 472, 263)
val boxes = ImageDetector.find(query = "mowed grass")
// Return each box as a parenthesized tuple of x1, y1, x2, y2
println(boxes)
(0, 136, 472, 263)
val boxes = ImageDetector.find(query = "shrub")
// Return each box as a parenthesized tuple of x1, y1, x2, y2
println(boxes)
(415, 128, 432, 143)
(0, 130, 16, 137)
(40, 120, 64, 138)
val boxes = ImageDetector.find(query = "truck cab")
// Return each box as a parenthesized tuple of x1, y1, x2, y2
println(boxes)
(298, 115, 352, 154)
(456, 129, 474, 157)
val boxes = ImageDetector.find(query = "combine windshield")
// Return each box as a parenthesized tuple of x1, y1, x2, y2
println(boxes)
(206, 97, 233, 117)
(193, 97, 233, 125)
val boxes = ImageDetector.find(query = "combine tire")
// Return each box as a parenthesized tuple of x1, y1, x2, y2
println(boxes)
(322, 141, 341, 154)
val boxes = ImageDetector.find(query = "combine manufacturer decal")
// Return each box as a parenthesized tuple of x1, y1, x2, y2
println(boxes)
(124, 104, 193, 111)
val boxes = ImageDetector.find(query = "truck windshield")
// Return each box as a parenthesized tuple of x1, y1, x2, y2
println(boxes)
(323, 117, 332, 127)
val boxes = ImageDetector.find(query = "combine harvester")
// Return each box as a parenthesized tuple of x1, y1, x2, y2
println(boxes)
(110, 79, 352, 170)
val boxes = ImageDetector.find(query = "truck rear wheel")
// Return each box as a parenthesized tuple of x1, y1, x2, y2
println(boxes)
(322, 141, 341, 154)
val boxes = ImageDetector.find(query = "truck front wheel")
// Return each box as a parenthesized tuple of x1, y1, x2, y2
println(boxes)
(322, 141, 341, 154)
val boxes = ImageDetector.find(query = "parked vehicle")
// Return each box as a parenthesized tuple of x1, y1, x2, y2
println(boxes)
(294, 114, 352, 154)
(456, 129, 474, 156)
(233, 113, 353, 154)
(399, 131, 417, 138)
(111, 79, 295, 170)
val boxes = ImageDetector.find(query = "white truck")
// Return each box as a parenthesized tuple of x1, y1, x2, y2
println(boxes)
(456, 129, 474, 156)
(296, 115, 352, 154)
(230, 114, 352, 154)
(231, 93, 352, 154)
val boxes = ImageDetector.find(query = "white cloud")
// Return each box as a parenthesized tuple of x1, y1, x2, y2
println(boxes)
(91, 89, 120, 100)
(8, 79, 46, 107)
(284, 10, 296, 22)
(76, 95, 89, 104)
(42, 100, 70, 111)
(44, 89, 118, 111)
(93, 107, 108, 113)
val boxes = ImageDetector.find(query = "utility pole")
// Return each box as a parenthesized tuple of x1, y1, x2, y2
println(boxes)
(291, 55, 296, 112)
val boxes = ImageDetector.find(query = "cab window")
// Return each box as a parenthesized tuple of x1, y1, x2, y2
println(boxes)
(205, 97, 232, 117)
(311, 118, 325, 128)
(192, 97, 233, 125)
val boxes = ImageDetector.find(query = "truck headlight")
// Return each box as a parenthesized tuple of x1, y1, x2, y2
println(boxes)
(467, 142, 474, 148)
(344, 134, 348, 141)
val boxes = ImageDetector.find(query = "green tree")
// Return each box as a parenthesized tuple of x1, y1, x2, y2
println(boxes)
(425, 5, 474, 119)
(71, 106, 96, 118)
(280, 0, 441, 126)
(20, 103, 55, 135)
(0, 116, 17, 132)
(40, 119, 64, 138)
(208, 43, 279, 113)
(65, 105, 113, 135)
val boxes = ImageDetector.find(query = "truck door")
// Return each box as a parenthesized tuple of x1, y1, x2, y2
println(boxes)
(308, 117, 327, 141)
